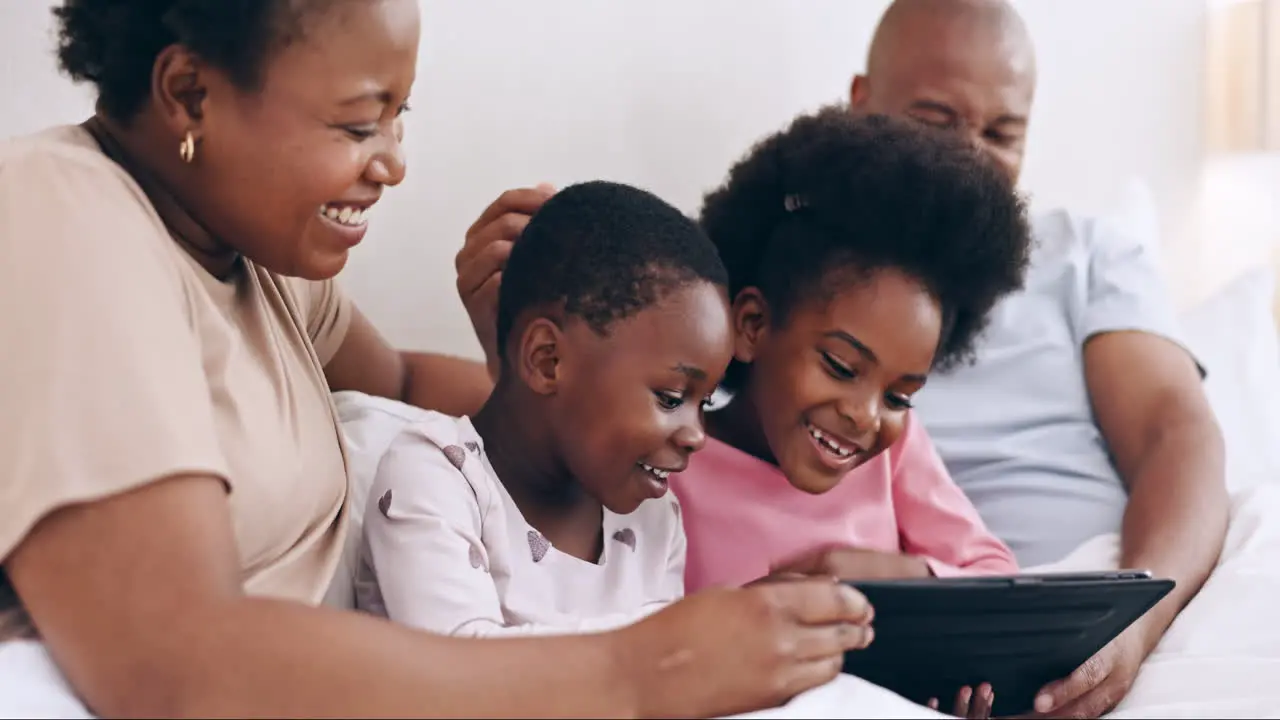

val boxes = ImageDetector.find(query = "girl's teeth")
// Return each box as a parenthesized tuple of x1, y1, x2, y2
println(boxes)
(808, 424, 854, 458)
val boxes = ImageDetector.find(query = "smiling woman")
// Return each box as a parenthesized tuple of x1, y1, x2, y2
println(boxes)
(0, 1, 881, 718)
(56, 0, 419, 279)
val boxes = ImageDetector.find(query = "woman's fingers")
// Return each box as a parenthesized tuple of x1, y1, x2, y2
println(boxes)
(789, 622, 875, 661)
(462, 186, 553, 242)
(456, 238, 513, 297)
(763, 579, 874, 627)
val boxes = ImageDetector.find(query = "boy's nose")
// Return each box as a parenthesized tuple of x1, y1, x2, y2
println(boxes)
(671, 421, 707, 455)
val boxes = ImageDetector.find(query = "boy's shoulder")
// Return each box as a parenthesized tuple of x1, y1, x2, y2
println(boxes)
(337, 393, 474, 471)
(398, 411, 480, 452)
(366, 411, 494, 524)
(389, 413, 492, 489)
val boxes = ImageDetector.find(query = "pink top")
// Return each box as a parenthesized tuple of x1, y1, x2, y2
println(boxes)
(671, 412, 1018, 592)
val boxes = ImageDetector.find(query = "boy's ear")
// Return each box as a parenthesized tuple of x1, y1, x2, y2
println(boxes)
(515, 317, 563, 395)
(731, 288, 771, 365)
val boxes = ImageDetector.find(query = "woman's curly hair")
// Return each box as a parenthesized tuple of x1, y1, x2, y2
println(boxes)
(53, 0, 332, 120)
(700, 107, 1032, 388)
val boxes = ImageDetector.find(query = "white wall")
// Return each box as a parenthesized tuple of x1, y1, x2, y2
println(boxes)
(0, 0, 1240, 359)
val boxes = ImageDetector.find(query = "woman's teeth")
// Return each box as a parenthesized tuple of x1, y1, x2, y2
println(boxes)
(807, 423, 856, 458)
(319, 203, 368, 226)
(639, 463, 670, 481)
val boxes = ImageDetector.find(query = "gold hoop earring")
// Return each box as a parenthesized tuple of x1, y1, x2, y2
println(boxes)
(179, 131, 196, 164)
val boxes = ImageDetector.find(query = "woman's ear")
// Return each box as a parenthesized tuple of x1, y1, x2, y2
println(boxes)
(152, 44, 209, 137)
(514, 317, 563, 395)
(731, 288, 771, 365)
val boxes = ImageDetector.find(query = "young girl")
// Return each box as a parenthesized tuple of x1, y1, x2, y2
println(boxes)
(355, 181, 740, 636)
(671, 108, 1032, 593)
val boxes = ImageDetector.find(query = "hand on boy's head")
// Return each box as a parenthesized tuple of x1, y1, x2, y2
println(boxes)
(615, 580, 874, 717)
(456, 184, 556, 375)
(769, 545, 933, 581)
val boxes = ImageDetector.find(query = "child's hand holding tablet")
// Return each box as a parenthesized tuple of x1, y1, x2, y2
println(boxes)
(769, 545, 935, 582)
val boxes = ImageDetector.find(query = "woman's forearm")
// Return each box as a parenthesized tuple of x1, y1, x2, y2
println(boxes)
(131, 597, 639, 720)
(400, 351, 494, 418)
(9, 476, 642, 719)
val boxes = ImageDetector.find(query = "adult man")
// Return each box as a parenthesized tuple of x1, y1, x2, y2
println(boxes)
(847, 1, 1227, 716)
(454, 2, 1228, 716)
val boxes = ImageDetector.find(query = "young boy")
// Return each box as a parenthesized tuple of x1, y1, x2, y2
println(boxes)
(356, 180, 733, 636)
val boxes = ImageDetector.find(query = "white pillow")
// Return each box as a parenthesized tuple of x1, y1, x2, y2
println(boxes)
(1179, 267, 1280, 494)
(323, 391, 438, 610)
(1105, 176, 1162, 252)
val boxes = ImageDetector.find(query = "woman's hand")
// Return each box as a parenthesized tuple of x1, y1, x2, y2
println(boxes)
(773, 548, 999, 717)
(769, 545, 933, 582)
(455, 185, 555, 378)
(614, 579, 875, 719)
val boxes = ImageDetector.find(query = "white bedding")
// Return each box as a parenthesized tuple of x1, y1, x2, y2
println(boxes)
(1109, 485, 1280, 719)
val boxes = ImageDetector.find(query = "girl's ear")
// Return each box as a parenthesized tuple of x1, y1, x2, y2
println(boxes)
(731, 287, 771, 365)
(514, 317, 563, 395)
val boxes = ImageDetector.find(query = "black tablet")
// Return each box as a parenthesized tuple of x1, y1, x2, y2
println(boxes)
(840, 570, 1175, 717)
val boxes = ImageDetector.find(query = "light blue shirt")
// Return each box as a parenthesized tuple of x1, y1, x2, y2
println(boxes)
(912, 209, 1202, 567)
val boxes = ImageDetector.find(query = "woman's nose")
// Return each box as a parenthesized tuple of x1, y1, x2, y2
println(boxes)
(366, 129, 407, 187)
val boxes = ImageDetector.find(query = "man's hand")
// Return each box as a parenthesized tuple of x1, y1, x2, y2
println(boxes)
(455, 185, 555, 378)
(769, 546, 933, 582)
(1025, 618, 1150, 719)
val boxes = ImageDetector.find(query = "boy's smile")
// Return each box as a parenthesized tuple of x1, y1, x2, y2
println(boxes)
(635, 460, 681, 499)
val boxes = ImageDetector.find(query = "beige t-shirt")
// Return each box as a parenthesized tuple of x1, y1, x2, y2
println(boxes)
(0, 126, 353, 640)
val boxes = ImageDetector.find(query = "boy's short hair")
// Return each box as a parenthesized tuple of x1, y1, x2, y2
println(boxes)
(495, 180, 728, 362)
(700, 107, 1032, 388)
